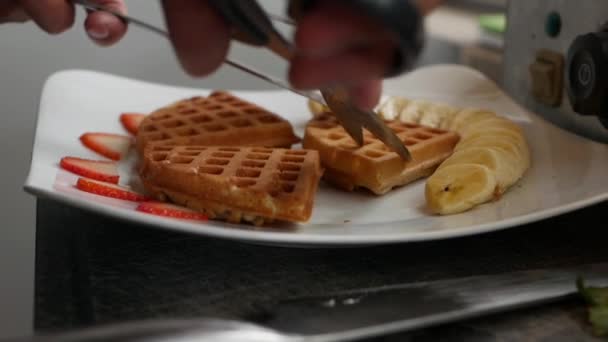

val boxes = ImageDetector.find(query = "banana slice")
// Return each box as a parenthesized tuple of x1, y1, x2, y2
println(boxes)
(449, 108, 496, 132)
(459, 117, 523, 137)
(308, 99, 329, 117)
(455, 134, 526, 157)
(460, 128, 525, 148)
(376, 96, 409, 121)
(399, 100, 432, 123)
(420, 103, 457, 129)
(438, 147, 520, 192)
(455, 135, 530, 183)
(426, 164, 498, 215)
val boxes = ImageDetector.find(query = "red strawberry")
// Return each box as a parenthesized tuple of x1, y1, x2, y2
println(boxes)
(136, 202, 208, 221)
(76, 178, 149, 202)
(120, 113, 146, 135)
(80, 133, 132, 161)
(60, 157, 119, 184)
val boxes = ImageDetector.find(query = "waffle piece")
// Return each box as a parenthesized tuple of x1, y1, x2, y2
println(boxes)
(136, 91, 300, 153)
(139, 145, 323, 226)
(302, 113, 460, 195)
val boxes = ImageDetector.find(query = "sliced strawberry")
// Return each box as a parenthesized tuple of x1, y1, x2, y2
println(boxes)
(76, 178, 149, 202)
(120, 113, 146, 135)
(60, 157, 119, 184)
(80, 133, 132, 161)
(136, 202, 208, 221)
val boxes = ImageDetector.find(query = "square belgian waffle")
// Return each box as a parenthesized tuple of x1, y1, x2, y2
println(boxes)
(139, 145, 323, 226)
(135, 91, 300, 153)
(302, 113, 460, 195)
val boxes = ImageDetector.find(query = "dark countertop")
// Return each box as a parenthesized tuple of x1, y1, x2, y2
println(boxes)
(34, 198, 608, 341)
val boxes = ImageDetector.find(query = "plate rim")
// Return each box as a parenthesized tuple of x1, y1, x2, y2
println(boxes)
(23, 67, 608, 247)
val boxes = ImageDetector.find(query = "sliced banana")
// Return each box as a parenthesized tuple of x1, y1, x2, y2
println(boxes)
(376, 96, 409, 121)
(308, 99, 329, 117)
(365, 95, 532, 215)
(449, 108, 496, 132)
(439, 147, 520, 192)
(459, 117, 523, 137)
(399, 99, 432, 124)
(454, 135, 527, 156)
(420, 103, 457, 129)
(460, 124, 525, 141)
(426, 164, 498, 215)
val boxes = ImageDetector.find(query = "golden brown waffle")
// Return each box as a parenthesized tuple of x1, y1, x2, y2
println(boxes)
(136, 91, 300, 153)
(139, 145, 323, 226)
(302, 113, 460, 195)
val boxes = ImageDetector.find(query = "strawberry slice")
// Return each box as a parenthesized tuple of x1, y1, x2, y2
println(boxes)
(136, 202, 209, 221)
(120, 113, 146, 135)
(80, 133, 132, 161)
(60, 157, 119, 184)
(76, 178, 149, 202)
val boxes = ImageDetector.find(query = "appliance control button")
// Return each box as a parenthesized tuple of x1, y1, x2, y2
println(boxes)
(529, 49, 564, 107)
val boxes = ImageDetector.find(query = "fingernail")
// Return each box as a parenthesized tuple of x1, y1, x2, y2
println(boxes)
(87, 25, 109, 40)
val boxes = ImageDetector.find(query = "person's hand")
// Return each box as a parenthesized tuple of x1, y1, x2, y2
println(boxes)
(0, 0, 128, 46)
(162, 0, 442, 110)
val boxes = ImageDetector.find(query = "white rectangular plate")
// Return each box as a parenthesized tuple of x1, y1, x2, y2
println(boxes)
(24, 65, 608, 247)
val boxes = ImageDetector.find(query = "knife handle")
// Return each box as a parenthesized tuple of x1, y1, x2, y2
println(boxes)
(288, 0, 425, 77)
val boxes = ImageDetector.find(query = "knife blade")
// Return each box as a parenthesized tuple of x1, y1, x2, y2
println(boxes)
(72, 0, 412, 161)
(255, 262, 608, 340)
(70, 0, 327, 106)
(5, 263, 607, 342)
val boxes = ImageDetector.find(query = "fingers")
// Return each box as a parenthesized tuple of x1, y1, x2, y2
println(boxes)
(0, 1, 29, 23)
(19, 0, 74, 34)
(162, 0, 231, 77)
(289, 1, 396, 109)
(289, 44, 393, 90)
(348, 80, 383, 110)
(294, 2, 393, 56)
(84, 0, 128, 46)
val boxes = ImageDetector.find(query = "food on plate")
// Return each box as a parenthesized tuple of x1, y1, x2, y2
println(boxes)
(308, 99, 329, 117)
(120, 113, 146, 135)
(76, 177, 149, 202)
(375, 97, 459, 129)
(374, 96, 409, 121)
(60, 157, 120, 183)
(315, 94, 531, 214)
(136, 201, 209, 221)
(80, 132, 132, 161)
(425, 108, 530, 214)
(425, 164, 498, 215)
(136, 91, 300, 154)
(138, 145, 323, 226)
(302, 113, 460, 195)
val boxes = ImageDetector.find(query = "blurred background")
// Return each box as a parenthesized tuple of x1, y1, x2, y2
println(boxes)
(0, 0, 506, 338)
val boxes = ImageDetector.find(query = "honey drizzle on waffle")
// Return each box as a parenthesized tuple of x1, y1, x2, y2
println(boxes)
(136, 91, 299, 151)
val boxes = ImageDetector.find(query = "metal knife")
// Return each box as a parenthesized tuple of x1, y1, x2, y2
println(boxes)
(6, 262, 607, 342)
(71, 0, 413, 160)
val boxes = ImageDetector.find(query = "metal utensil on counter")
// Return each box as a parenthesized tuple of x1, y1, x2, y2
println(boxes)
(6, 262, 608, 341)
(71, 0, 414, 160)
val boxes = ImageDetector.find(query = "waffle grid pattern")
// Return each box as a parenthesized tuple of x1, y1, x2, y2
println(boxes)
(137, 91, 297, 150)
(149, 145, 315, 198)
(310, 113, 452, 160)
